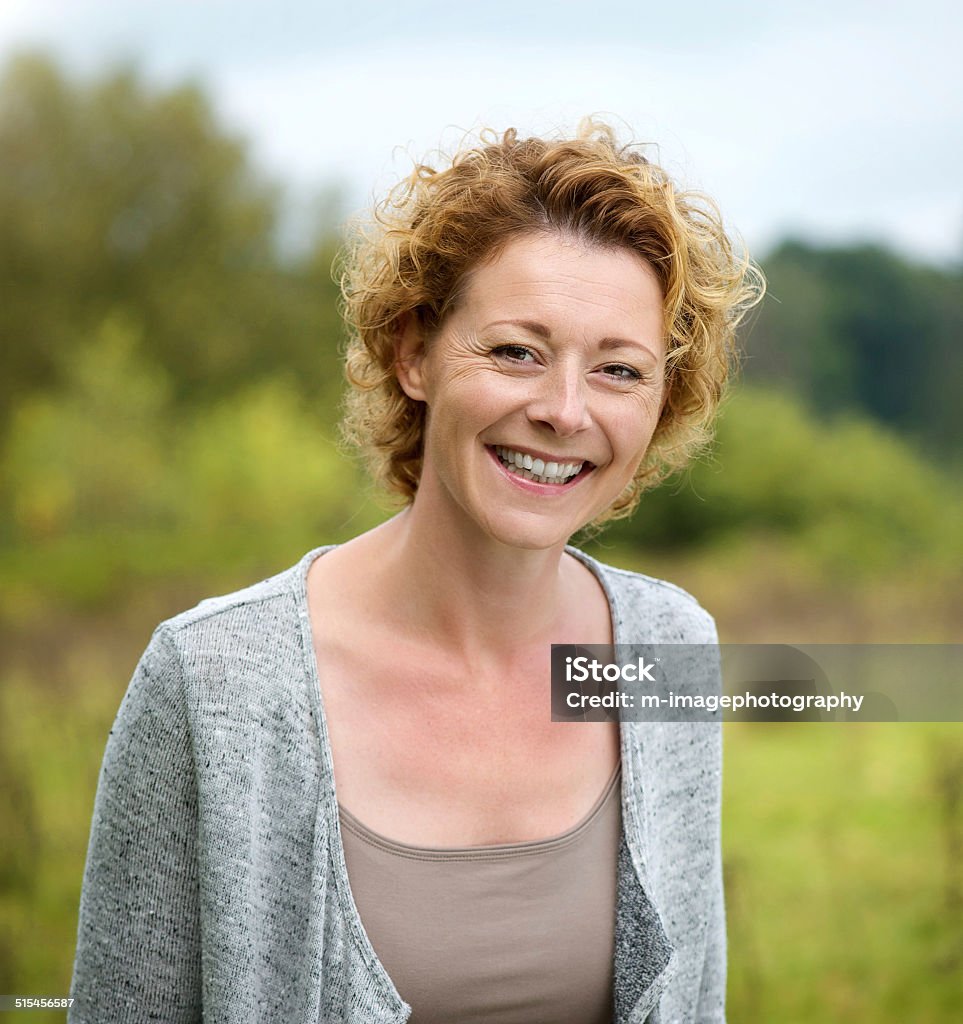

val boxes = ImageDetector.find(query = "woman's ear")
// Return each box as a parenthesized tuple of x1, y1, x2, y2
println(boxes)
(394, 315, 428, 402)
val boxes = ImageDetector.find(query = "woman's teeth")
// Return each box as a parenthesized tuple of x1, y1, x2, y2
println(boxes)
(494, 445, 584, 485)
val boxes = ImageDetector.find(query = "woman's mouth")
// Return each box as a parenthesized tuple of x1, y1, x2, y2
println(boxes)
(490, 445, 591, 486)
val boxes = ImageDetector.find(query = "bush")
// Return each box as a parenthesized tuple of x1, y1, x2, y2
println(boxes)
(605, 387, 962, 577)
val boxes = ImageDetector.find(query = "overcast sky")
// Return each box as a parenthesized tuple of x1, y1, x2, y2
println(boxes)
(2, 0, 961, 264)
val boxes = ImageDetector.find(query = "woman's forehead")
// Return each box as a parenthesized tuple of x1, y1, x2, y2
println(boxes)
(453, 232, 664, 330)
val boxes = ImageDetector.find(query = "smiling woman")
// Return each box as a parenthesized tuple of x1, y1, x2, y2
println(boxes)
(69, 120, 763, 1024)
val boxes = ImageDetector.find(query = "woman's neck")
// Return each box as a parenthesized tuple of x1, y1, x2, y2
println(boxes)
(356, 505, 581, 666)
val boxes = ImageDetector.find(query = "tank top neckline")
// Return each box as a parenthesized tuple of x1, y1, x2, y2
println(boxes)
(337, 762, 622, 862)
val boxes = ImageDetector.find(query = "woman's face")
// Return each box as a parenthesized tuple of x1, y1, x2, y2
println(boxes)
(397, 231, 667, 551)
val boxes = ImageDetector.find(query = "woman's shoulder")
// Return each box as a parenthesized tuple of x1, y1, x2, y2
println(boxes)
(159, 547, 326, 640)
(566, 545, 719, 645)
(133, 547, 329, 702)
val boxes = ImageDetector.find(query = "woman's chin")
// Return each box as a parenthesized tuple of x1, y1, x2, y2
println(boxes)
(475, 509, 584, 553)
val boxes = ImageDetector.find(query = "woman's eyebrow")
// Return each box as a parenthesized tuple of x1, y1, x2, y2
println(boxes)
(597, 336, 659, 359)
(484, 317, 552, 338)
(484, 318, 660, 361)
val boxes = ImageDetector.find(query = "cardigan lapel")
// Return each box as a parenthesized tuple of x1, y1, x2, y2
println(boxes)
(613, 725, 676, 1024)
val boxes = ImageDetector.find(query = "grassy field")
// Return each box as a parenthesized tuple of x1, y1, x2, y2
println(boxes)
(1, 548, 961, 1021)
(724, 721, 962, 1021)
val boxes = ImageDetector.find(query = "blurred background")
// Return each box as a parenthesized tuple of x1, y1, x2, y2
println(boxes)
(0, 1, 961, 1020)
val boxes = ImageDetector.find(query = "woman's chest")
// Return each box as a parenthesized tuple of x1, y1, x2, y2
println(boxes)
(314, 638, 621, 847)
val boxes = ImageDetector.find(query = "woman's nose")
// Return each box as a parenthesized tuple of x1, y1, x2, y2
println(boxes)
(525, 364, 592, 437)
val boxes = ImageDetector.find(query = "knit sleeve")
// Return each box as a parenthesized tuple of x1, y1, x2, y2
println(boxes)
(68, 627, 202, 1023)
(694, 711, 726, 1024)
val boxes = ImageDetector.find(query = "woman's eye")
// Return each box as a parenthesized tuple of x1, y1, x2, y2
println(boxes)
(492, 344, 536, 363)
(602, 363, 644, 381)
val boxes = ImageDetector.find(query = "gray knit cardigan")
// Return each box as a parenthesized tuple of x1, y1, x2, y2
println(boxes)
(68, 545, 725, 1023)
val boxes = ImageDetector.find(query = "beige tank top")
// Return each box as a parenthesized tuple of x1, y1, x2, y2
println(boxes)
(338, 764, 621, 1024)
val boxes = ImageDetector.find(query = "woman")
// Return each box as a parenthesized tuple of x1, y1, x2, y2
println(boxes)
(69, 121, 762, 1023)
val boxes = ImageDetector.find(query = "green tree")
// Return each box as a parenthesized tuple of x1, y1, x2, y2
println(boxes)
(744, 240, 963, 458)
(0, 52, 345, 427)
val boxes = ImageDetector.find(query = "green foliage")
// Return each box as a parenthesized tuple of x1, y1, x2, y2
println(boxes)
(177, 376, 359, 542)
(745, 240, 963, 458)
(0, 669, 119, 1011)
(0, 311, 371, 604)
(0, 52, 346, 428)
(3, 314, 174, 543)
(604, 387, 962, 578)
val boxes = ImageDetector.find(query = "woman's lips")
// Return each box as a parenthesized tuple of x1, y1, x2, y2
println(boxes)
(487, 445, 594, 490)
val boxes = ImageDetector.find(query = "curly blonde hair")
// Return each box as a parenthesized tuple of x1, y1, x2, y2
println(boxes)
(338, 119, 764, 525)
